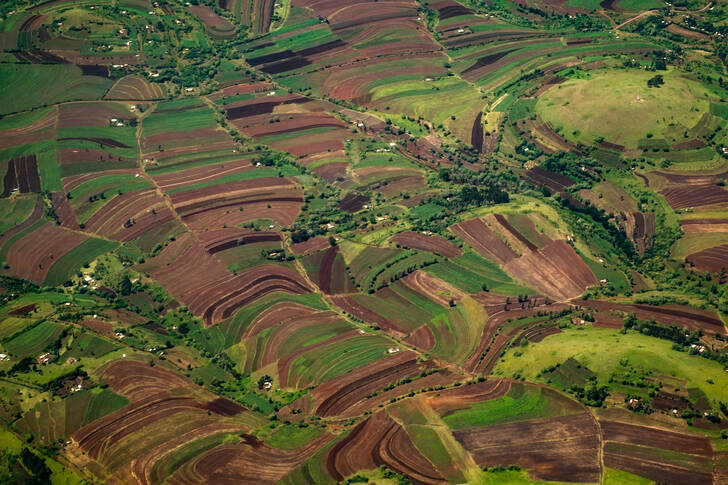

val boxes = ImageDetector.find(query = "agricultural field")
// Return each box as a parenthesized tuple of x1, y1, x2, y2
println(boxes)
(0, 0, 727, 483)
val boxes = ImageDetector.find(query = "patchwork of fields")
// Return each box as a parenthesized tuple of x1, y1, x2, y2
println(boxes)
(0, 0, 727, 483)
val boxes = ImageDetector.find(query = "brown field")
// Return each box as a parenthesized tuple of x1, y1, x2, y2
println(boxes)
(4, 222, 88, 284)
(525, 166, 575, 194)
(401, 270, 466, 308)
(149, 237, 312, 325)
(290, 236, 329, 255)
(196, 227, 280, 254)
(311, 351, 424, 417)
(661, 185, 728, 210)
(168, 432, 332, 485)
(666, 23, 711, 40)
(391, 231, 462, 258)
(504, 240, 597, 301)
(84, 189, 175, 242)
(330, 294, 402, 334)
(450, 218, 518, 265)
(51, 191, 80, 229)
(58, 103, 133, 129)
(687, 244, 728, 273)
(71, 359, 261, 480)
(454, 413, 601, 483)
(168, 177, 303, 229)
(304, 245, 357, 295)
(2, 155, 41, 196)
(189, 4, 236, 38)
(426, 379, 513, 416)
(601, 420, 713, 484)
(681, 218, 728, 234)
(572, 299, 726, 335)
(324, 410, 445, 484)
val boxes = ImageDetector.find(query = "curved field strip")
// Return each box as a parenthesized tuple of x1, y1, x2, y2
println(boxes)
(391, 231, 462, 258)
(104, 75, 165, 101)
(151, 237, 312, 325)
(310, 351, 425, 417)
(686, 243, 728, 273)
(324, 410, 445, 484)
(284, 334, 394, 390)
(3, 222, 89, 284)
(166, 431, 332, 485)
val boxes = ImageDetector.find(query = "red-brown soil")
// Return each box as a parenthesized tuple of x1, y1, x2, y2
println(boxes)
(401, 270, 466, 308)
(405, 324, 436, 350)
(572, 299, 726, 335)
(451, 218, 518, 265)
(330, 295, 404, 335)
(170, 432, 332, 485)
(600, 420, 712, 455)
(51, 191, 79, 229)
(324, 410, 445, 484)
(311, 351, 423, 417)
(391, 231, 462, 258)
(504, 240, 597, 301)
(525, 166, 575, 194)
(58, 103, 130, 128)
(680, 218, 728, 234)
(601, 420, 713, 484)
(105, 75, 165, 101)
(687, 244, 728, 273)
(2, 155, 41, 196)
(190, 4, 235, 31)
(196, 227, 280, 254)
(150, 238, 312, 325)
(290, 236, 329, 255)
(305, 245, 357, 294)
(338, 193, 369, 213)
(84, 189, 175, 242)
(426, 379, 512, 416)
(453, 413, 600, 483)
(666, 23, 711, 40)
(513, 324, 562, 344)
(4, 222, 87, 284)
(661, 185, 728, 209)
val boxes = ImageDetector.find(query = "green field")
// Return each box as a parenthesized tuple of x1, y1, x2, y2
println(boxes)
(0, 64, 112, 115)
(493, 326, 728, 406)
(537, 69, 711, 149)
(442, 383, 582, 430)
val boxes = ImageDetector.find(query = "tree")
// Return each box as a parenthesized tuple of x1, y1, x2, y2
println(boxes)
(119, 275, 133, 296)
(647, 75, 664, 88)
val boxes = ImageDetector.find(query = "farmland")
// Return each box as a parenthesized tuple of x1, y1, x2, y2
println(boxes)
(0, 0, 727, 482)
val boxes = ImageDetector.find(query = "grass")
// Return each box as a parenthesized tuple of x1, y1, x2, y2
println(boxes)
(536, 68, 712, 149)
(672, 232, 728, 259)
(264, 423, 324, 450)
(442, 384, 580, 430)
(603, 467, 654, 485)
(493, 326, 728, 407)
